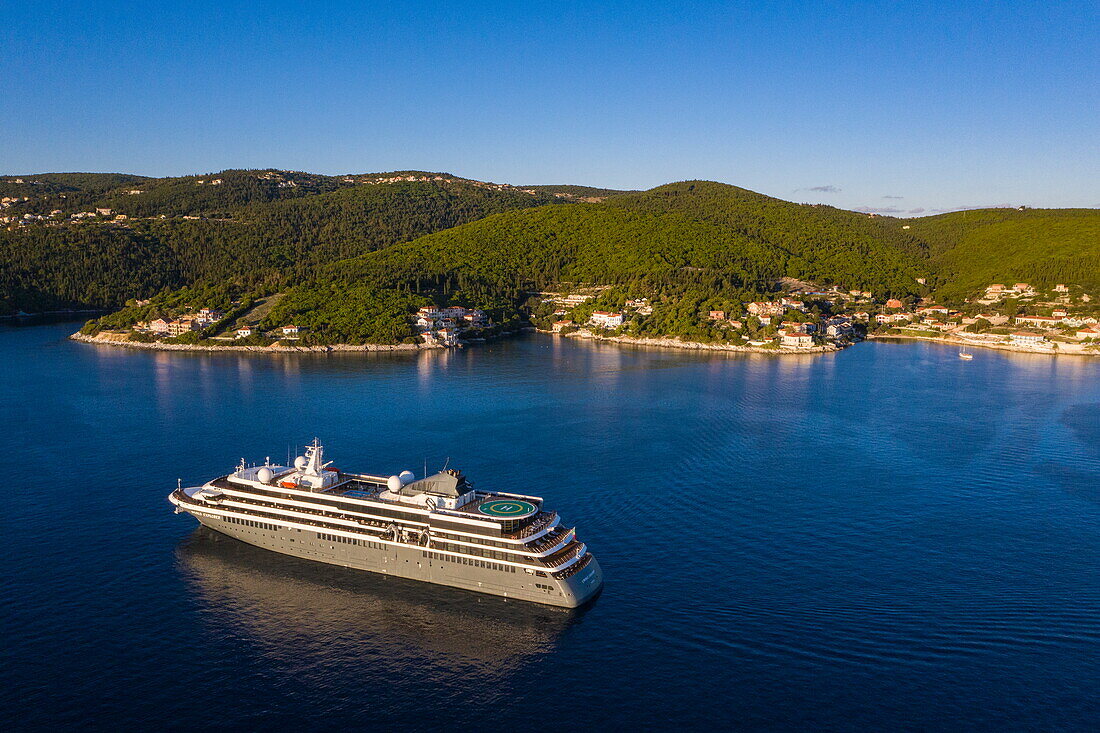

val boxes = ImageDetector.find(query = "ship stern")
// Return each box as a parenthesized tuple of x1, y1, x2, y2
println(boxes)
(558, 556, 604, 607)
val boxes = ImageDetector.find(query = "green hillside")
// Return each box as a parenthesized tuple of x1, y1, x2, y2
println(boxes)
(897, 208, 1100, 299)
(323, 181, 927, 297)
(6, 170, 1098, 344)
(0, 172, 561, 314)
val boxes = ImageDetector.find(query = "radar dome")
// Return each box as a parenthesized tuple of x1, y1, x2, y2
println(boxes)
(387, 475, 403, 492)
(398, 470, 416, 485)
(294, 456, 307, 470)
(257, 467, 274, 483)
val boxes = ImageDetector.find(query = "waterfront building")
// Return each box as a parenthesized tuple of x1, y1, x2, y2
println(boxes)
(1009, 331, 1047, 345)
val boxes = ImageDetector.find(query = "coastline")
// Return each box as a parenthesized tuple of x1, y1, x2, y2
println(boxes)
(70, 328, 1100, 358)
(70, 331, 435, 353)
(553, 328, 841, 354)
(867, 332, 1100, 356)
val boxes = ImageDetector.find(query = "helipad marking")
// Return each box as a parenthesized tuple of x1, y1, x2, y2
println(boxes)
(478, 499, 537, 517)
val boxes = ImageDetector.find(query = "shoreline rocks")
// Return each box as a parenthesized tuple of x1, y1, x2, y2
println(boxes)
(70, 331, 434, 353)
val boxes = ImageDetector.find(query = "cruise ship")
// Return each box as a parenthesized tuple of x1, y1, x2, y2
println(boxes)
(169, 440, 603, 607)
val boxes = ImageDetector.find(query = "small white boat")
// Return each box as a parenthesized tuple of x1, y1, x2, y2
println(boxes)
(959, 351, 974, 360)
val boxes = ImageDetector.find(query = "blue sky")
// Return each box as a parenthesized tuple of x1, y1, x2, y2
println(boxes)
(2, 1, 1097, 214)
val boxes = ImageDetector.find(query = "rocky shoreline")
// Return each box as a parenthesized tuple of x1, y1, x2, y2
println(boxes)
(555, 328, 842, 354)
(70, 331, 435, 353)
(70, 328, 1098, 358)
(867, 332, 1100, 356)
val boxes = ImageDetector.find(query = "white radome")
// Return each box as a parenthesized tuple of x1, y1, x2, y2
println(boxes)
(387, 475, 403, 491)
(398, 470, 416, 485)
(294, 456, 308, 470)
(257, 467, 274, 484)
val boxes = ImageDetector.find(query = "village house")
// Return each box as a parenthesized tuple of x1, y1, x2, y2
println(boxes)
(168, 318, 197, 336)
(196, 308, 222, 325)
(747, 301, 785, 317)
(1074, 325, 1100, 340)
(779, 321, 817, 335)
(1009, 331, 1046, 346)
(1051, 309, 1068, 318)
(462, 310, 490, 328)
(1014, 315, 1062, 328)
(708, 310, 726, 321)
(781, 332, 814, 348)
(551, 321, 573, 333)
(1014, 283, 1032, 293)
(235, 327, 253, 339)
(589, 311, 624, 329)
(280, 325, 301, 337)
(149, 318, 173, 334)
(884, 298, 904, 309)
(1054, 284, 1069, 293)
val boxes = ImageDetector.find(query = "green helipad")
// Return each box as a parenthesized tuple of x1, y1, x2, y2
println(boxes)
(477, 499, 538, 517)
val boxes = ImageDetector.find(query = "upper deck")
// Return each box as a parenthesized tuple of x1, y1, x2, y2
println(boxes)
(212, 440, 549, 539)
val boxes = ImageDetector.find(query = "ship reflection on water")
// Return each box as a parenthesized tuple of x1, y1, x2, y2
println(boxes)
(175, 527, 583, 677)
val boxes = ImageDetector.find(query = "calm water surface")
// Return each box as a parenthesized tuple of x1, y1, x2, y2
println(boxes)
(4, 322, 1099, 730)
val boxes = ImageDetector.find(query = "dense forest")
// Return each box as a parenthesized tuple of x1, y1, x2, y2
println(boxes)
(0, 171, 562, 314)
(3, 169, 1097, 343)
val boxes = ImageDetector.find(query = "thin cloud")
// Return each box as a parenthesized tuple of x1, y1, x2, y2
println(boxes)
(882, 195, 904, 200)
(794, 185, 841, 194)
(853, 206, 905, 215)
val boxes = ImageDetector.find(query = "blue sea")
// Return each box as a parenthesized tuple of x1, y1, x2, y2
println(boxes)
(4, 321, 1099, 730)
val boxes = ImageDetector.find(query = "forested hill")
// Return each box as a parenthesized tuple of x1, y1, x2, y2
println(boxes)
(322, 180, 930, 297)
(0, 170, 564, 314)
(4, 170, 1098, 330)
(900, 208, 1100, 299)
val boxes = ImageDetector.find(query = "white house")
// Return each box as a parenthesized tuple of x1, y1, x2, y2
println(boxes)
(781, 332, 814, 348)
(1009, 331, 1046, 345)
(235, 327, 253, 339)
(589, 311, 624, 329)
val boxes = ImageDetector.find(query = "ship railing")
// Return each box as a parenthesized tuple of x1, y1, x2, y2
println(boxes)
(527, 526, 570, 554)
(553, 552, 592, 580)
(490, 490, 544, 503)
(542, 541, 586, 569)
(507, 511, 557, 540)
